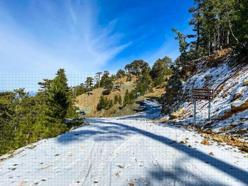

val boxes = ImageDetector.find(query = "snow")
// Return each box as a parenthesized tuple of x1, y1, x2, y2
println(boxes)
(0, 101, 247, 186)
(178, 57, 248, 137)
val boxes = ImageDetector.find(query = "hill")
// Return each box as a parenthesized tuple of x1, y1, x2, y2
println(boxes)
(75, 76, 165, 117)
(75, 76, 136, 117)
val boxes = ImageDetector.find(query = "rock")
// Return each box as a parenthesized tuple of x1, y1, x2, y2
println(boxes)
(209, 152, 214, 156)
(231, 93, 242, 101)
(117, 164, 124, 169)
(231, 100, 248, 112)
(201, 139, 210, 145)
(243, 79, 248, 86)
(180, 140, 186, 144)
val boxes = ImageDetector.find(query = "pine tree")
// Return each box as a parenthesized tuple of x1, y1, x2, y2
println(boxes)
(151, 56, 172, 87)
(97, 96, 113, 110)
(114, 95, 119, 104)
(0, 92, 16, 154)
(124, 60, 150, 76)
(162, 66, 182, 114)
(85, 77, 94, 91)
(118, 95, 122, 105)
(136, 69, 153, 96)
(172, 28, 189, 61)
(37, 69, 71, 136)
(232, 0, 248, 53)
(187, 0, 245, 56)
(123, 90, 130, 107)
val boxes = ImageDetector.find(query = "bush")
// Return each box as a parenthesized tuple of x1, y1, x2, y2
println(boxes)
(123, 90, 136, 107)
(102, 89, 111, 95)
(114, 95, 122, 105)
(97, 96, 113, 111)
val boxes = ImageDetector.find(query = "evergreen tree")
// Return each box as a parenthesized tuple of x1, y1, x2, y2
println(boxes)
(45, 69, 70, 122)
(232, 0, 248, 53)
(116, 69, 125, 79)
(0, 92, 16, 154)
(162, 66, 183, 114)
(118, 95, 122, 105)
(123, 90, 136, 106)
(136, 69, 153, 96)
(125, 60, 150, 76)
(172, 28, 189, 61)
(85, 77, 94, 91)
(0, 69, 78, 155)
(97, 96, 113, 110)
(151, 56, 172, 87)
(186, 0, 247, 57)
(114, 95, 119, 104)
(123, 90, 130, 107)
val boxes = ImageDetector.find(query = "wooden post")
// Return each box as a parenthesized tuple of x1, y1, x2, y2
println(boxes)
(192, 88, 213, 123)
(208, 100, 211, 121)
(193, 99, 196, 125)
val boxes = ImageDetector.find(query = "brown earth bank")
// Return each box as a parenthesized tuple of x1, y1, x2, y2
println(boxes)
(184, 125, 248, 153)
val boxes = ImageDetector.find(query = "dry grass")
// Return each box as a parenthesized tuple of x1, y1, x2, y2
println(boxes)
(136, 87, 164, 102)
(201, 139, 210, 145)
(208, 48, 232, 62)
(75, 88, 104, 115)
(170, 108, 187, 120)
(185, 125, 248, 153)
(75, 78, 136, 117)
(75, 77, 166, 117)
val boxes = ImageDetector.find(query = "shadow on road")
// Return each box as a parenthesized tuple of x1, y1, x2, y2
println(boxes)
(57, 118, 248, 185)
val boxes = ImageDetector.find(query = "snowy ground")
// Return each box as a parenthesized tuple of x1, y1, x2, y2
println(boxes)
(178, 58, 248, 138)
(0, 101, 247, 186)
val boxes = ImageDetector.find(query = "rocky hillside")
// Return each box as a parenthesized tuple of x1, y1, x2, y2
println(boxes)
(168, 53, 248, 140)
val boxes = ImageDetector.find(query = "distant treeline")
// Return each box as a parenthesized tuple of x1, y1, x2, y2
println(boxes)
(72, 57, 173, 111)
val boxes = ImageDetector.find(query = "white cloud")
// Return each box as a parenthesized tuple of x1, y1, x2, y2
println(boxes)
(0, 0, 128, 90)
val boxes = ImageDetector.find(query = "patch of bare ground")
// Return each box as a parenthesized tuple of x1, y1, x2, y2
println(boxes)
(220, 100, 248, 120)
(186, 125, 248, 153)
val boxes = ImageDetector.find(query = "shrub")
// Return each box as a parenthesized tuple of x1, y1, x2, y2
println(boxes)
(97, 96, 113, 111)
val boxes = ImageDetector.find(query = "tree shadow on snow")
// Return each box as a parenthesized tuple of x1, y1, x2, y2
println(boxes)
(57, 122, 135, 143)
(130, 157, 227, 186)
(57, 118, 248, 184)
(145, 163, 227, 186)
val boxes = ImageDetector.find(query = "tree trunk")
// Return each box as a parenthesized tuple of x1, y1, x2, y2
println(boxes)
(227, 30, 230, 46)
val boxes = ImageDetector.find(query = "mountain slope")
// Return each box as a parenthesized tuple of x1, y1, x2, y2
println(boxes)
(168, 54, 248, 140)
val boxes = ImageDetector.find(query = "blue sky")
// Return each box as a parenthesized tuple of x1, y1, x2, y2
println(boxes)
(0, 0, 193, 91)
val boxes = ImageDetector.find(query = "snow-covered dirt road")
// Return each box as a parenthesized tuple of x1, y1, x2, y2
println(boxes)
(0, 101, 247, 186)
